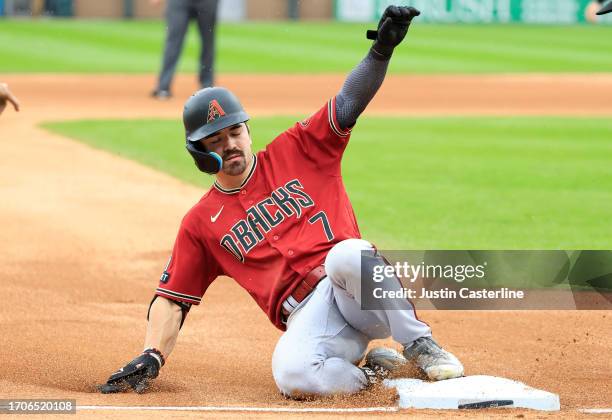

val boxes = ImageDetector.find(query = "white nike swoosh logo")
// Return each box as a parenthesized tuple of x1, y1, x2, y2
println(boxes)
(211, 205, 224, 223)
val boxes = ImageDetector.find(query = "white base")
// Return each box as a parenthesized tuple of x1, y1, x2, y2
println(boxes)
(385, 375, 560, 411)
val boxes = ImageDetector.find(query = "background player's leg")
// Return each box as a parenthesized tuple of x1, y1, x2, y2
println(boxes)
(272, 278, 370, 397)
(194, 0, 218, 88)
(155, 0, 190, 94)
(325, 238, 431, 347)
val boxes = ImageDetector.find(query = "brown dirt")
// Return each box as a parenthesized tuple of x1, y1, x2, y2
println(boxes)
(0, 74, 611, 419)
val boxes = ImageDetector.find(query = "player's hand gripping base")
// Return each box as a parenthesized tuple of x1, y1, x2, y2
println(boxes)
(98, 349, 164, 394)
(368, 5, 421, 58)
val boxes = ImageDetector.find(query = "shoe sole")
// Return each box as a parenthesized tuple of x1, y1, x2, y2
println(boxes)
(425, 364, 464, 381)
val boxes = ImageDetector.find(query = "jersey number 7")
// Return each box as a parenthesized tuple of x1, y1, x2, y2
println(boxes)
(308, 211, 334, 241)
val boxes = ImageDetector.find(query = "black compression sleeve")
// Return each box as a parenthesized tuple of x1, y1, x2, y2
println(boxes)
(335, 48, 390, 130)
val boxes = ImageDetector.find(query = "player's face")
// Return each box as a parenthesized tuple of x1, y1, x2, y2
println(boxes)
(201, 123, 252, 176)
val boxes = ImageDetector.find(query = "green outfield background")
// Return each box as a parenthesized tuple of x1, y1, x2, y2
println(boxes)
(1, 21, 610, 249)
(1, 20, 611, 73)
(43, 116, 612, 249)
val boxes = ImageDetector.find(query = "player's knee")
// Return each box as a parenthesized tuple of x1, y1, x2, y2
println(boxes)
(272, 354, 326, 398)
(274, 355, 364, 398)
(325, 238, 373, 288)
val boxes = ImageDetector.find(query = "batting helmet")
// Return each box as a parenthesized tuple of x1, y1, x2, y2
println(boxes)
(597, 0, 612, 15)
(183, 87, 250, 174)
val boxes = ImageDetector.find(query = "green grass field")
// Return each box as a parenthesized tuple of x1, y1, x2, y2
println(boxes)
(43, 117, 612, 249)
(1, 19, 612, 73)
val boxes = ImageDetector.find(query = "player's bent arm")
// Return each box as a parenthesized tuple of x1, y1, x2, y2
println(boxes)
(334, 6, 420, 130)
(144, 296, 183, 357)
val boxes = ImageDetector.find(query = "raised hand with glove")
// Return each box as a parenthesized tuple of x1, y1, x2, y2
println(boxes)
(367, 5, 421, 58)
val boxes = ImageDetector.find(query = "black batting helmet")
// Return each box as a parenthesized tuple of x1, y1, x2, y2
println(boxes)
(597, 0, 612, 15)
(183, 87, 250, 174)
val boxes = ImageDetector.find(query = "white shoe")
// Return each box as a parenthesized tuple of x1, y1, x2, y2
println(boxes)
(403, 337, 464, 381)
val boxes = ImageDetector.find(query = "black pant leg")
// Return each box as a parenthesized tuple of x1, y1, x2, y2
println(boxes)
(157, 0, 191, 92)
(193, 0, 219, 88)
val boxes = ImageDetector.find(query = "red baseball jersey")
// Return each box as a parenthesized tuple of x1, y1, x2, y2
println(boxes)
(156, 98, 361, 330)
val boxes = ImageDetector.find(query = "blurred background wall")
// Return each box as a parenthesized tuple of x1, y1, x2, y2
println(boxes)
(0, 0, 610, 23)
(0, 0, 334, 19)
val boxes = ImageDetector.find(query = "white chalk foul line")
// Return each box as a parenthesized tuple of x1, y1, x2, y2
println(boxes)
(579, 408, 612, 414)
(77, 405, 399, 413)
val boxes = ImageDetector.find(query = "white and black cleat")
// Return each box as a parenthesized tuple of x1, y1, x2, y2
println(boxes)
(361, 347, 407, 386)
(403, 337, 464, 381)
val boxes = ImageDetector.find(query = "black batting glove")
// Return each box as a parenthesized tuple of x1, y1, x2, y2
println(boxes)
(368, 6, 421, 58)
(98, 348, 164, 394)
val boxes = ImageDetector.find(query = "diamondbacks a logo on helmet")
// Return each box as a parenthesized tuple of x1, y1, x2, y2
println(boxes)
(207, 99, 226, 123)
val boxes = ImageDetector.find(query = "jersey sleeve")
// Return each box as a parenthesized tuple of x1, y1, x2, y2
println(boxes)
(155, 218, 220, 305)
(288, 97, 353, 174)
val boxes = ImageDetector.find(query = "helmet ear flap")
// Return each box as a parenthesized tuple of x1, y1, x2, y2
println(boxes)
(186, 142, 222, 174)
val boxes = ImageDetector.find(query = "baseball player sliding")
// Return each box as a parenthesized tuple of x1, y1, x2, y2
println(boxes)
(100, 5, 464, 397)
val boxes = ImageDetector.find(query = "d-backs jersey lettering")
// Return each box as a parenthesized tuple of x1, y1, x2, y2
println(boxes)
(156, 98, 361, 329)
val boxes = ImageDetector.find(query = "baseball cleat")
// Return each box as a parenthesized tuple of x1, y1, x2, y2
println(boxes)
(151, 89, 172, 100)
(360, 365, 386, 385)
(360, 347, 407, 385)
(403, 337, 464, 381)
(365, 347, 407, 372)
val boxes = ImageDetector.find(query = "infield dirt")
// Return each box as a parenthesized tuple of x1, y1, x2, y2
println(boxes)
(1, 74, 611, 418)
